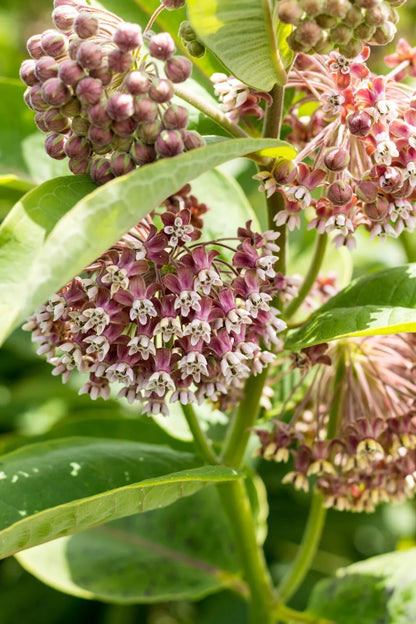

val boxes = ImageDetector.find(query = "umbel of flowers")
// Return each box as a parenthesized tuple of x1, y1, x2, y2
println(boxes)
(23, 187, 286, 416)
(253, 42, 416, 249)
(19, 0, 202, 185)
(256, 333, 416, 512)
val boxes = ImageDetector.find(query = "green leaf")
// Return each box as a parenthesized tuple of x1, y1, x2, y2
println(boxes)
(16, 487, 244, 603)
(285, 264, 416, 350)
(0, 437, 240, 559)
(0, 78, 36, 176)
(0, 175, 97, 344)
(187, 0, 285, 90)
(0, 137, 294, 344)
(308, 548, 416, 624)
(0, 175, 35, 221)
(276, 22, 295, 70)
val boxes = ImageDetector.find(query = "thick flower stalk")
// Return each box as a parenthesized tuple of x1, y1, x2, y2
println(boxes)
(256, 333, 416, 513)
(255, 43, 416, 249)
(23, 187, 286, 416)
(19, 0, 202, 184)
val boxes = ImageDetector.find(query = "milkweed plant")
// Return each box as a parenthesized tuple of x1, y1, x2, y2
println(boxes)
(1, 0, 416, 621)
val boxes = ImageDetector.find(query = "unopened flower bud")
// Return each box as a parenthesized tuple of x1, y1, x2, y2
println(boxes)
(27, 34, 44, 59)
(161, 0, 185, 8)
(41, 29, 67, 57)
(185, 40, 205, 58)
(111, 135, 132, 152)
(130, 140, 156, 165)
(76, 41, 103, 70)
(52, 5, 78, 31)
(365, 3, 389, 25)
(68, 36, 82, 60)
(113, 22, 143, 52)
(71, 115, 90, 135)
(34, 112, 49, 132)
(301, 0, 326, 16)
(178, 21, 197, 43)
(20, 59, 37, 86)
(163, 104, 188, 129)
(372, 22, 396, 44)
(29, 83, 50, 111)
(137, 119, 163, 144)
(76, 76, 103, 104)
(356, 179, 378, 202)
(54, 0, 81, 7)
(42, 77, 71, 106)
(328, 181, 353, 205)
(348, 110, 372, 136)
(108, 48, 132, 73)
(365, 197, 390, 220)
(278, 0, 303, 23)
(45, 132, 66, 159)
(88, 102, 112, 127)
(112, 117, 137, 137)
(327, 0, 350, 18)
(164, 56, 192, 83)
(149, 32, 176, 61)
(295, 21, 323, 47)
(69, 157, 90, 174)
(316, 14, 338, 28)
(88, 125, 113, 146)
(110, 152, 135, 176)
(149, 78, 174, 103)
(125, 70, 150, 95)
(91, 157, 114, 185)
(35, 56, 59, 82)
(345, 5, 364, 26)
(60, 96, 81, 116)
(330, 25, 352, 45)
(272, 159, 297, 185)
(181, 130, 205, 150)
(89, 64, 112, 86)
(74, 12, 99, 38)
(156, 129, 184, 157)
(356, 0, 383, 7)
(339, 38, 364, 58)
(107, 93, 134, 120)
(44, 108, 70, 132)
(64, 134, 91, 158)
(354, 23, 376, 39)
(58, 59, 84, 85)
(324, 147, 350, 171)
(133, 97, 159, 123)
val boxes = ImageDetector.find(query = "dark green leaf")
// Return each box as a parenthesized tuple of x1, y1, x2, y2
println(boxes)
(0, 437, 240, 559)
(0, 78, 36, 176)
(16, 487, 244, 603)
(308, 548, 416, 624)
(285, 264, 416, 350)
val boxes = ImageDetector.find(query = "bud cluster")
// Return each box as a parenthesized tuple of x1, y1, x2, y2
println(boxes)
(20, 0, 202, 185)
(254, 44, 416, 248)
(23, 187, 286, 416)
(277, 0, 402, 57)
(256, 333, 416, 513)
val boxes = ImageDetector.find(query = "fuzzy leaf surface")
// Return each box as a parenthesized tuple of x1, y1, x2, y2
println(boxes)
(285, 264, 416, 349)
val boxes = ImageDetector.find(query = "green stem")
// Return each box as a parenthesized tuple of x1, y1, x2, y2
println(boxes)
(277, 491, 327, 603)
(263, 84, 285, 140)
(181, 403, 219, 464)
(218, 480, 276, 624)
(274, 603, 335, 624)
(283, 233, 328, 320)
(221, 368, 269, 467)
(400, 231, 416, 263)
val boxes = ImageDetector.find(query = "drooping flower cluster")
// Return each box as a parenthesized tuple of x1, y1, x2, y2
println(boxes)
(210, 74, 273, 124)
(277, 0, 402, 57)
(23, 186, 286, 416)
(254, 43, 416, 248)
(20, 0, 202, 185)
(256, 333, 416, 512)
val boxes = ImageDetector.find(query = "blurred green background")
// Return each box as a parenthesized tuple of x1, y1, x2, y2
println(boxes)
(1, 1, 416, 623)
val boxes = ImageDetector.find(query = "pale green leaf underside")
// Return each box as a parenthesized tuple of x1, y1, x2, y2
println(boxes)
(187, 0, 282, 90)
(0, 437, 240, 559)
(285, 264, 416, 349)
(0, 137, 292, 344)
(308, 548, 416, 624)
(16, 488, 242, 604)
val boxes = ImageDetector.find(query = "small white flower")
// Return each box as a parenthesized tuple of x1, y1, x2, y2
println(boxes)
(106, 363, 135, 385)
(178, 351, 209, 383)
(127, 335, 156, 359)
(154, 316, 183, 342)
(46, 294, 66, 321)
(183, 319, 212, 345)
(79, 307, 110, 335)
(195, 268, 222, 295)
(164, 217, 194, 247)
(285, 185, 311, 209)
(145, 371, 175, 398)
(101, 265, 129, 295)
(130, 298, 157, 324)
(174, 290, 201, 316)
(83, 335, 110, 361)
(374, 135, 399, 166)
(225, 308, 252, 334)
(245, 292, 272, 317)
(256, 255, 278, 280)
(322, 90, 345, 115)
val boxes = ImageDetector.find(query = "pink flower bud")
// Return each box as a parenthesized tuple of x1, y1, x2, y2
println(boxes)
(91, 157, 114, 185)
(74, 12, 99, 38)
(137, 120, 163, 144)
(356, 180, 378, 202)
(107, 93, 134, 120)
(149, 78, 174, 103)
(113, 22, 143, 52)
(76, 41, 103, 70)
(112, 117, 137, 137)
(295, 21, 322, 47)
(163, 104, 188, 129)
(52, 5, 78, 32)
(148, 33, 176, 61)
(28, 83, 50, 111)
(45, 132, 67, 159)
(35, 56, 59, 82)
(125, 71, 150, 95)
(348, 111, 372, 136)
(20, 59, 37, 86)
(161, 0, 185, 8)
(64, 134, 91, 158)
(76, 77, 103, 104)
(41, 29, 67, 57)
(372, 22, 396, 45)
(111, 135, 132, 152)
(27, 34, 44, 59)
(58, 59, 85, 86)
(272, 159, 297, 185)
(278, 0, 303, 24)
(338, 38, 363, 58)
(71, 115, 90, 135)
(42, 77, 71, 107)
(44, 108, 71, 132)
(181, 130, 205, 151)
(156, 129, 184, 157)
(365, 197, 390, 221)
(164, 56, 192, 83)
(89, 64, 112, 86)
(327, 181, 353, 205)
(130, 140, 156, 165)
(69, 157, 90, 174)
(110, 152, 135, 176)
(324, 147, 350, 171)
(68, 36, 82, 60)
(133, 97, 158, 123)
(61, 96, 81, 116)
(88, 103, 112, 128)
(88, 125, 113, 146)
(107, 48, 133, 73)
(34, 113, 49, 133)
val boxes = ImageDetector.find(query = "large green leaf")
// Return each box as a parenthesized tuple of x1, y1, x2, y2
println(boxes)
(16, 487, 244, 603)
(285, 264, 416, 350)
(0, 175, 35, 221)
(187, 0, 285, 90)
(0, 137, 295, 344)
(0, 437, 240, 559)
(308, 548, 416, 624)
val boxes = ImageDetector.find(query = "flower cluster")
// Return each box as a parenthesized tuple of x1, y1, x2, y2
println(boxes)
(255, 43, 416, 248)
(210, 74, 272, 124)
(20, 0, 202, 185)
(23, 187, 286, 416)
(256, 333, 416, 512)
(277, 0, 402, 57)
